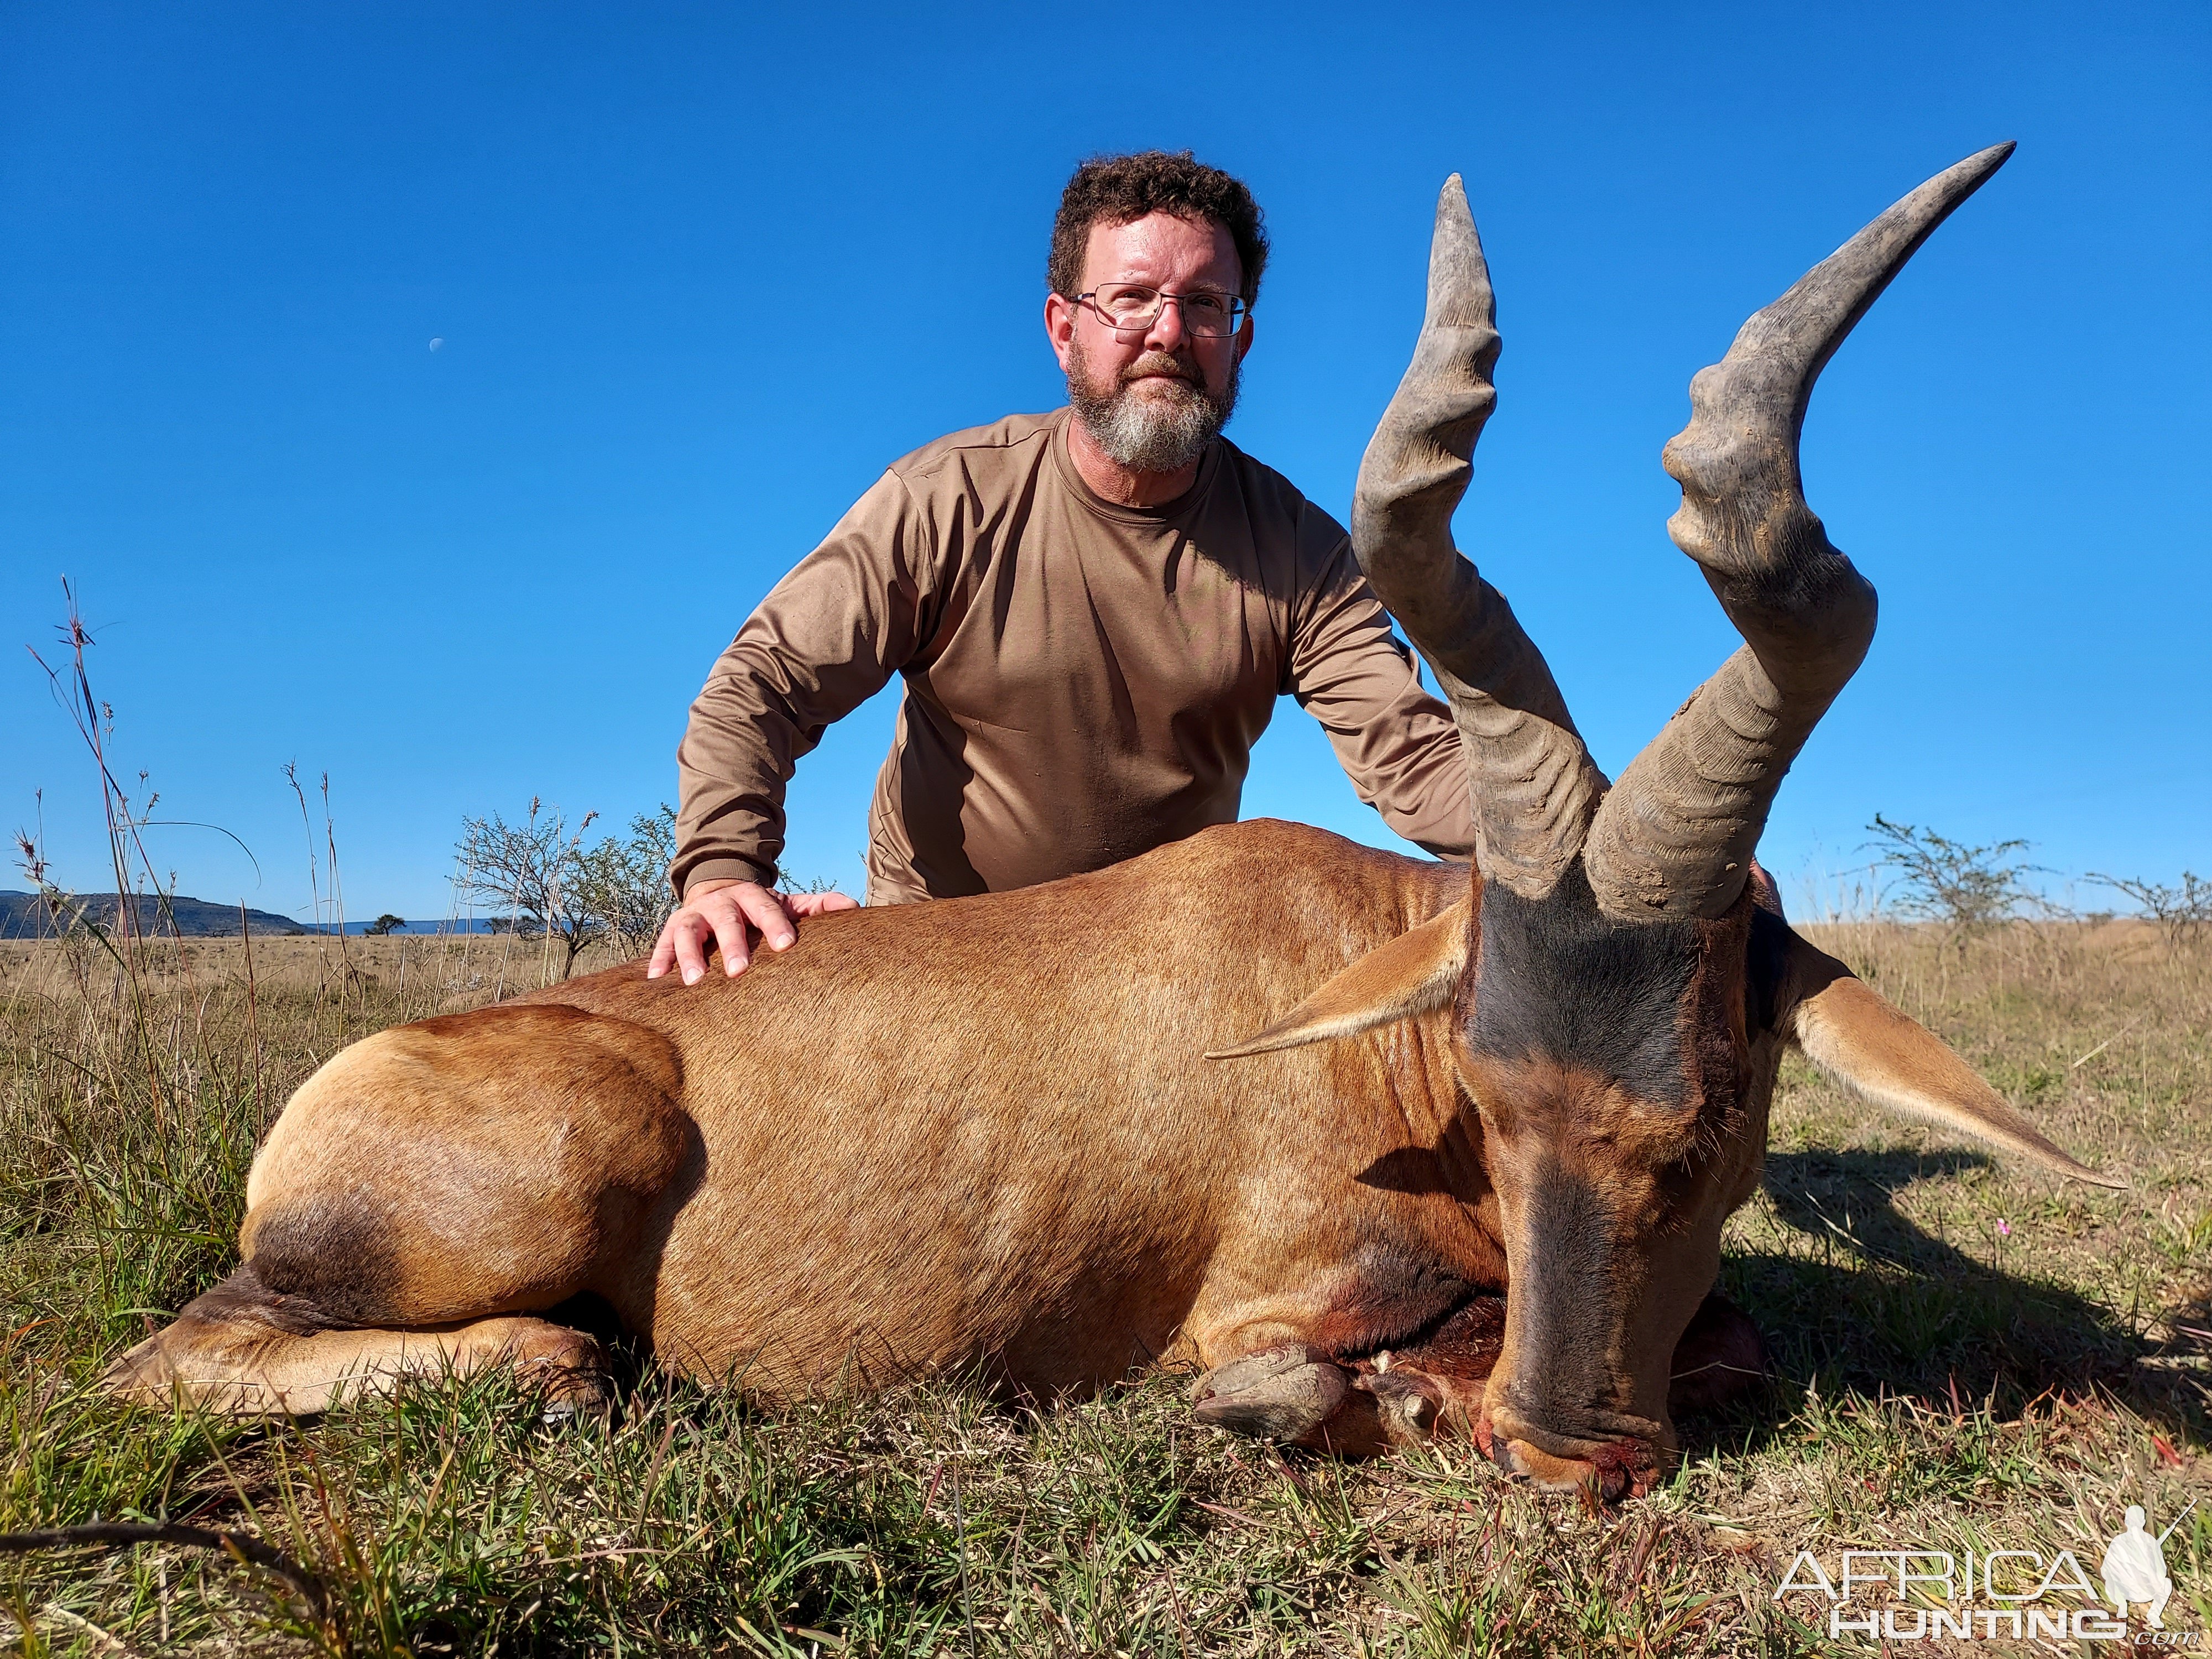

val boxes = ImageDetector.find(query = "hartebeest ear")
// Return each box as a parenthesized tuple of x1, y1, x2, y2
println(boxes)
(1208, 898, 1470, 1060)
(1782, 932, 2125, 1188)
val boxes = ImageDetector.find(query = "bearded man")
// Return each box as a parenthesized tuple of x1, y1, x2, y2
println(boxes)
(653, 150, 1477, 983)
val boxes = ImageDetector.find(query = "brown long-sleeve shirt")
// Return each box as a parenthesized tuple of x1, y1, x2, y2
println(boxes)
(675, 409, 1475, 906)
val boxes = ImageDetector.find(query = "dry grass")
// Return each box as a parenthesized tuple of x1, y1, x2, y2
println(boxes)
(2, 917, 2208, 1655)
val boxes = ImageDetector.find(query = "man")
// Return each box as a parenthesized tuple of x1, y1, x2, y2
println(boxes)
(651, 150, 1475, 984)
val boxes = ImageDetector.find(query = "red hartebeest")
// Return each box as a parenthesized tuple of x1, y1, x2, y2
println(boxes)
(108, 144, 2115, 1498)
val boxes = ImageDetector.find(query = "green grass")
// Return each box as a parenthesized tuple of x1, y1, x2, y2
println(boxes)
(3, 923, 2210, 1655)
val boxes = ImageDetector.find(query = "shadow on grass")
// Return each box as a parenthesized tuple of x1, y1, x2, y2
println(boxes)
(1682, 1147, 2210, 1458)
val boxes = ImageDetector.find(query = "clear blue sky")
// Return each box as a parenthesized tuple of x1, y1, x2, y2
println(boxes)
(4, 3, 2205, 924)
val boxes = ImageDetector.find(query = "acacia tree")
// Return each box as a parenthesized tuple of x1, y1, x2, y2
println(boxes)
(572, 806, 679, 958)
(2084, 870, 2212, 948)
(455, 799, 602, 978)
(1863, 814, 2051, 950)
(455, 802, 684, 975)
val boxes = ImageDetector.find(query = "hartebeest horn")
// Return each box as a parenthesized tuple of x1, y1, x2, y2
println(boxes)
(1352, 176, 1604, 900)
(1582, 143, 2015, 922)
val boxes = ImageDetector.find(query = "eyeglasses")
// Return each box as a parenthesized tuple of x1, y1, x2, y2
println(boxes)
(1071, 283, 1250, 337)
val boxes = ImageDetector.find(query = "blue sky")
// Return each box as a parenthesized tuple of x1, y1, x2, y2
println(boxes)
(4, 3, 2205, 924)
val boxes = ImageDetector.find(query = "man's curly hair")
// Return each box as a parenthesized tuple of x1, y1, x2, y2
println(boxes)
(1048, 151, 1270, 306)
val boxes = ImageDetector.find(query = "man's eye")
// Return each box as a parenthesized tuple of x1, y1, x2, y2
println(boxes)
(1106, 286, 1158, 313)
(1186, 294, 1229, 319)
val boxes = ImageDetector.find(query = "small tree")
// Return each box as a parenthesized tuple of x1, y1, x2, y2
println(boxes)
(1863, 814, 2051, 948)
(455, 799, 602, 978)
(364, 913, 405, 936)
(2084, 870, 2212, 948)
(573, 806, 679, 958)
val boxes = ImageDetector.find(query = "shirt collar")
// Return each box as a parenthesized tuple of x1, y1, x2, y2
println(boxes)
(1049, 406, 1223, 527)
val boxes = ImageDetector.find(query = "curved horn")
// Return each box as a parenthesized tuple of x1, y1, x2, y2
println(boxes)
(1582, 143, 2016, 922)
(1352, 176, 1603, 900)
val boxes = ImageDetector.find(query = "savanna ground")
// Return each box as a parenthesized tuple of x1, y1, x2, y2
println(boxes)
(2, 916, 2208, 1656)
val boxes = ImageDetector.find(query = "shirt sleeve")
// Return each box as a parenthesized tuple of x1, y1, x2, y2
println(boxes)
(1283, 520, 1477, 861)
(671, 469, 941, 897)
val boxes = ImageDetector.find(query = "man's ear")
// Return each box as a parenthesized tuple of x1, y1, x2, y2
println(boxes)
(1045, 291, 1077, 369)
(1783, 931, 2125, 1188)
(1208, 897, 1469, 1060)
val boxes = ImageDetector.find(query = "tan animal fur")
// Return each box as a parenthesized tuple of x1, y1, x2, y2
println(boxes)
(109, 820, 2101, 1459)
(114, 827, 1485, 1412)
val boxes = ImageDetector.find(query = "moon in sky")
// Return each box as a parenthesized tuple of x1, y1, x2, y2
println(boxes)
(429, 337, 445, 352)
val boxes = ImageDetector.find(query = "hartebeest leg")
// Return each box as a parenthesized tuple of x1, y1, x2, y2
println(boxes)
(104, 1265, 613, 1416)
(1192, 1294, 1507, 1456)
(104, 1004, 699, 1418)
(1194, 1291, 1762, 1457)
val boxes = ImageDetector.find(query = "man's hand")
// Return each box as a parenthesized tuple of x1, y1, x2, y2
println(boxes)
(648, 878, 860, 984)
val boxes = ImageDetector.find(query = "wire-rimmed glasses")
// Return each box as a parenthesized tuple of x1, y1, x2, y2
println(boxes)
(1071, 283, 1250, 337)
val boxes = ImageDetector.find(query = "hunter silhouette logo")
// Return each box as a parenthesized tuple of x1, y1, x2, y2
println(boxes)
(2104, 1501, 2196, 1629)
(1774, 1503, 2201, 1644)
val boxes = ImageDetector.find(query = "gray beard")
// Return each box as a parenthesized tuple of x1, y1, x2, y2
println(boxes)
(1066, 343, 1240, 476)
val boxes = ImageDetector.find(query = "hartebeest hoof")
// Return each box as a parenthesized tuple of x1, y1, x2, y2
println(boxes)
(1192, 1345, 1351, 1441)
(103, 1267, 618, 1421)
(530, 1356, 619, 1426)
(1354, 1366, 1442, 1446)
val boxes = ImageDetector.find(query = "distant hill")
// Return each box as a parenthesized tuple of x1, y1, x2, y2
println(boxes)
(0, 890, 307, 939)
(0, 893, 511, 938)
(296, 919, 508, 936)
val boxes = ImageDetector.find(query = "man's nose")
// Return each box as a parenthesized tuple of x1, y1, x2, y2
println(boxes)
(1142, 296, 1189, 353)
